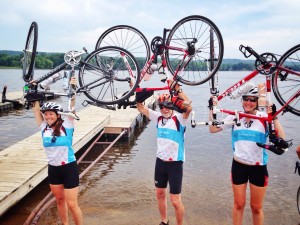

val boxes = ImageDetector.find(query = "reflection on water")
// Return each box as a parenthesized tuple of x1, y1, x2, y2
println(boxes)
(0, 70, 300, 224)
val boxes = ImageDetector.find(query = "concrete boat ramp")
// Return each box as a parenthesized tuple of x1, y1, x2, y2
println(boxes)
(0, 97, 155, 216)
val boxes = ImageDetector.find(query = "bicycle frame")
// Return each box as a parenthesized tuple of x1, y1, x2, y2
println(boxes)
(215, 66, 300, 124)
(135, 28, 195, 93)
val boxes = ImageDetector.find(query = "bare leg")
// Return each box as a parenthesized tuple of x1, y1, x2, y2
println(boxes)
(250, 183, 267, 225)
(65, 187, 83, 225)
(170, 193, 184, 225)
(232, 183, 247, 225)
(50, 184, 68, 225)
(156, 188, 168, 224)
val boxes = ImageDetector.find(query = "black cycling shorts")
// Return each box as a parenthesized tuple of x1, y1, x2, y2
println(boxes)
(231, 158, 268, 187)
(154, 157, 183, 194)
(48, 161, 79, 189)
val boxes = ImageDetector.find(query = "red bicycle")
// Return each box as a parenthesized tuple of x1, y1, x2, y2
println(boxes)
(95, 15, 224, 107)
(191, 44, 299, 153)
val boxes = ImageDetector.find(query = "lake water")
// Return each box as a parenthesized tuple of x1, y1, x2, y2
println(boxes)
(0, 69, 299, 225)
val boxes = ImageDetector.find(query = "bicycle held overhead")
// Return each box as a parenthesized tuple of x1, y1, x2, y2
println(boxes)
(191, 44, 300, 155)
(2, 21, 142, 112)
(95, 15, 224, 109)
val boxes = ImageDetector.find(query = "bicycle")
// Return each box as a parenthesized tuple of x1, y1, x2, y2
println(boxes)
(94, 15, 224, 108)
(295, 161, 300, 215)
(2, 21, 142, 112)
(191, 44, 299, 154)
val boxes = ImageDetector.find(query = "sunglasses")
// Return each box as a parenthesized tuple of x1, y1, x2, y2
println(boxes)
(242, 96, 258, 102)
(158, 103, 165, 109)
(158, 102, 173, 110)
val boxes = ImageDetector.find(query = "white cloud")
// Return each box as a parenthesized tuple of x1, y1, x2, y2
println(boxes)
(0, 0, 299, 59)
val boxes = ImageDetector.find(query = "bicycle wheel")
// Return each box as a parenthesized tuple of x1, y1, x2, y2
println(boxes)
(23, 21, 38, 82)
(78, 46, 141, 105)
(95, 25, 150, 71)
(165, 15, 224, 86)
(272, 44, 300, 116)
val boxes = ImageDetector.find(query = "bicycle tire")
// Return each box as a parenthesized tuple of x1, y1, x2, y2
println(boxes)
(78, 46, 141, 105)
(23, 21, 38, 82)
(165, 15, 224, 86)
(272, 44, 300, 116)
(95, 25, 150, 72)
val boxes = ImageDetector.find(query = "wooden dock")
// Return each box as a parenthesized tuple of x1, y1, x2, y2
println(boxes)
(0, 96, 155, 216)
(0, 91, 24, 113)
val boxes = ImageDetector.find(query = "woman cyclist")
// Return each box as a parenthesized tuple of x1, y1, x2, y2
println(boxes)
(209, 86, 285, 225)
(136, 81, 192, 225)
(31, 77, 82, 225)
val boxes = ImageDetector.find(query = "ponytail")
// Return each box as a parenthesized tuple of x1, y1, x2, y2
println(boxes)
(53, 117, 64, 136)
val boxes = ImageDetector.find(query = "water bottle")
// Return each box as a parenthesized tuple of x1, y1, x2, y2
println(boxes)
(39, 73, 62, 90)
(230, 81, 255, 99)
(63, 71, 71, 91)
(143, 63, 157, 81)
(258, 83, 266, 112)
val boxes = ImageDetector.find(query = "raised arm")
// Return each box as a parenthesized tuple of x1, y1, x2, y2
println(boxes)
(67, 77, 77, 121)
(137, 102, 150, 119)
(32, 101, 44, 127)
(273, 117, 285, 139)
(267, 103, 285, 139)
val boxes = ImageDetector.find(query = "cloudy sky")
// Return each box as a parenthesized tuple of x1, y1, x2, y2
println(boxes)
(0, 0, 299, 59)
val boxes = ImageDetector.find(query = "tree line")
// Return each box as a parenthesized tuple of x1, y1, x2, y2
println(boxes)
(0, 52, 64, 69)
(0, 52, 255, 71)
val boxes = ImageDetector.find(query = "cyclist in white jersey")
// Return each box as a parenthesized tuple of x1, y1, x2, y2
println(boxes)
(32, 77, 82, 225)
(209, 86, 285, 225)
(136, 80, 192, 225)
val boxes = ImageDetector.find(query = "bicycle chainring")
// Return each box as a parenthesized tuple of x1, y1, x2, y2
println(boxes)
(150, 36, 164, 54)
(255, 53, 277, 75)
(64, 50, 81, 66)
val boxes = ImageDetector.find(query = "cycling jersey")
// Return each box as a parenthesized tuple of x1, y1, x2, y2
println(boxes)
(222, 111, 268, 165)
(149, 109, 187, 162)
(40, 118, 76, 166)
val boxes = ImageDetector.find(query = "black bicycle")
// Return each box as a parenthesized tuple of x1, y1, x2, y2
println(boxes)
(2, 21, 141, 112)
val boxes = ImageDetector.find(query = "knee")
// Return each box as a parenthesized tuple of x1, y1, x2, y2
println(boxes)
(55, 196, 65, 206)
(170, 195, 183, 209)
(250, 203, 263, 214)
(156, 189, 166, 199)
(67, 201, 79, 211)
(234, 200, 246, 211)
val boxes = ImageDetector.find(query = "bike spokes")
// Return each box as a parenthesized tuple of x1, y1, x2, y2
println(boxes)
(78, 46, 140, 105)
(166, 15, 224, 85)
(272, 44, 300, 116)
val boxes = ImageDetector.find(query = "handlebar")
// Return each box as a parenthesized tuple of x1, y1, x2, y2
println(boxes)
(58, 111, 80, 120)
(190, 111, 235, 128)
